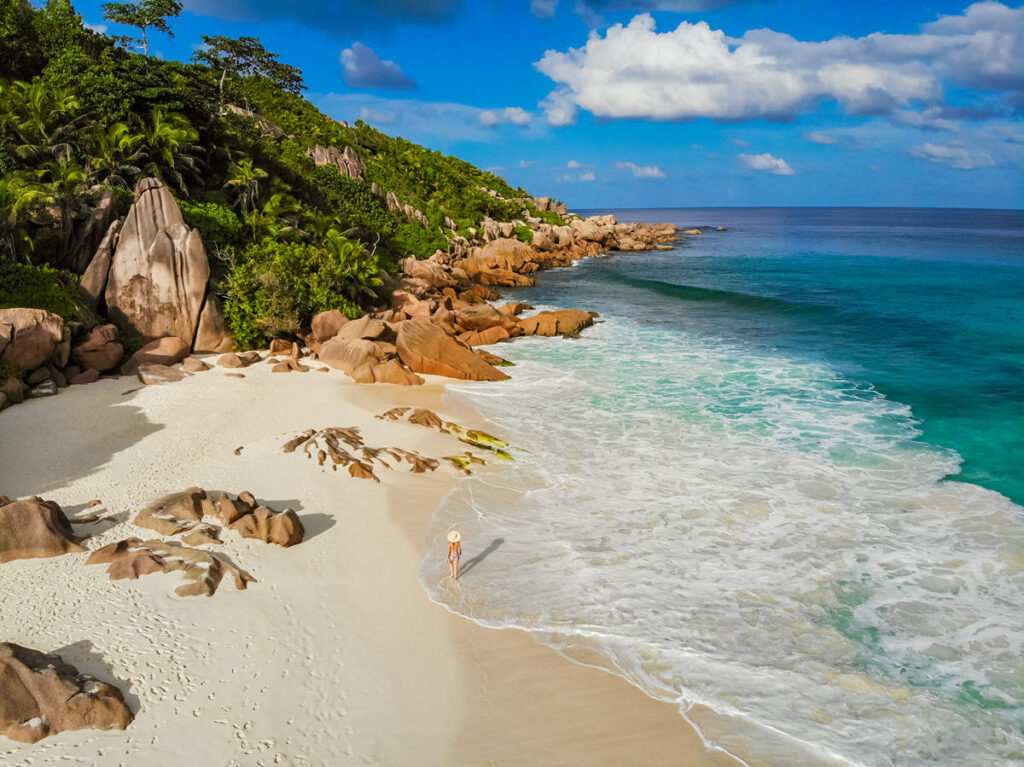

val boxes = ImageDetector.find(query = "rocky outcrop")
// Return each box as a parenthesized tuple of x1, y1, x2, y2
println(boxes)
(137, 364, 191, 386)
(104, 178, 210, 347)
(0, 497, 85, 564)
(0, 643, 133, 743)
(518, 309, 599, 337)
(71, 324, 123, 372)
(87, 538, 255, 597)
(396, 319, 509, 381)
(306, 145, 365, 180)
(0, 309, 64, 371)
(193, 294, 234, 354)
(228, 505, 304, 547)
(282, 426, 439, 480)
(133, 488, 205, 536)
(310, 310, 348, 344)
(225, 104, 285, 139)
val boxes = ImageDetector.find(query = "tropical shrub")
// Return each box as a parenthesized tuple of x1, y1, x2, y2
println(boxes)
(178, 200, 243, 247)
(0, 261, 79, 318)
(222, 238, 380, 348)
(513, 225, 534, 244)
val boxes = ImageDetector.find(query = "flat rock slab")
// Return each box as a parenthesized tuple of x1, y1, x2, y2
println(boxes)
(137, 365, 192, 386)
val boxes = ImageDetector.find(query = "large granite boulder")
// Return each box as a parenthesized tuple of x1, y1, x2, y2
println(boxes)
(310, 310, 349, 344)
(334, 315, 389, 342)
(0, 309, 64, 371)
(80, 219, 122, 309)
(319, 337, 389, 383)
(0, 497, 85, 564)
(396, 319, 509, 381)
(228, 506, 305, 547)
(192, 294, 234, 354)
(306, 145, 365, 179)
(104, 178, 210, 346)
(455, 303, 504, 332)
(399, 257, 456, 289)
(121, 336, 190, 375)
(0, 643, 133, 743)
(71, 324, 123, 372)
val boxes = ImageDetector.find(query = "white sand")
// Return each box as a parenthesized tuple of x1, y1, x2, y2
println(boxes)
(0, 360, 719, 766)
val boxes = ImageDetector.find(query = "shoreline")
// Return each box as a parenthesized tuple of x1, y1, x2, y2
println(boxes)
(0, 357, 714, 765)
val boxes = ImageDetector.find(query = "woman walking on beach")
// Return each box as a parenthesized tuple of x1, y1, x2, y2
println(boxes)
(447, 530, 462, 580)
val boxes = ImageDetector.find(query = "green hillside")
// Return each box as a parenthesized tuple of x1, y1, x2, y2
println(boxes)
(0, 0, 563, 346)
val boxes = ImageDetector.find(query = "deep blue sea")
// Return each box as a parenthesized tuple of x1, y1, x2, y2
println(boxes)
(423, 208, 1024, 766)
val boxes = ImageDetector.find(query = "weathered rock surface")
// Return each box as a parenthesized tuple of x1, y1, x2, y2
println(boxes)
(80, 219, 122, 309)
(137, 364, 191, 386)
(27, 380, 58, 398)
(69, 368, 100, 385)
(0, 643, 133, 743)
(0, 498, 85, 564)
(133, 487, 205, 535)
(335, 315, 389, 342)
(104, 178, 210, 345)
(310, 309, 348, 344)
(122, 335, 190, 375)
(319, 338, 386, 383)
(193, 294, 234, 354)
(306, 145, 365, 179)
(455, 303, 504, 332)
(518, 309, 598, 337)
(0, 309, 64, 371)
(228, 506, 304, 547)
(86, 538, 255, 597)
(181, 357, 209, 373)
(396, 319, 509, 381)
(71, 324, 123, 372)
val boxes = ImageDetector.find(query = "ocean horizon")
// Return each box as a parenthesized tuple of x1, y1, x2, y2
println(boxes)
(424, 205, 1024, 766)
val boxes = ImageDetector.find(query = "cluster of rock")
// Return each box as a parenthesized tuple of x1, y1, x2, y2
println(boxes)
(0, 643, 134, 744)
(1, 178, 235, 413)
(281, 425, 441, 481)
(132, 487, 305, 548)
(306, 144, 365, 180)
(374, 407, 515, 473)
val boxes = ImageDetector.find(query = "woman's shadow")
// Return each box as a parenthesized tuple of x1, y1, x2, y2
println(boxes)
(459, 537, 505, 578)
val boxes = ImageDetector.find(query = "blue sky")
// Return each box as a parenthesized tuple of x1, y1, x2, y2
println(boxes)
(72, 0, 1024, 209)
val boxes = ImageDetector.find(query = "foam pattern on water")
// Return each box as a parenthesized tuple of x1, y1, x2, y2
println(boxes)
(421, 314, 1024, 766)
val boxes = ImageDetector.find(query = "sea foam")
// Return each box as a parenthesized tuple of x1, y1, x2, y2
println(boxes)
(420, 313, 1024, 766)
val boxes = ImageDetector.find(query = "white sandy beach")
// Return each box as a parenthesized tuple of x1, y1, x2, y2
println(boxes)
(0, 359, 721, 766)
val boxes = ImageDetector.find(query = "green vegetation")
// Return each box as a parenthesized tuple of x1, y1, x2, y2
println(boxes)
(513, 225, 534, 244)
(0, 0, 554, 342)
(0, 261, 80, 318)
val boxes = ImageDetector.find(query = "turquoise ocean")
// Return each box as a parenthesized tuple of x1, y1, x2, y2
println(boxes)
(421, 208, 1024, 766)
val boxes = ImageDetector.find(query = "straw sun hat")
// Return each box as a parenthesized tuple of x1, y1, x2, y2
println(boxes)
(447, 530, 461, 543)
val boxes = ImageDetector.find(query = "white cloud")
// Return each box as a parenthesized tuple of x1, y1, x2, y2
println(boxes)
(519, 160, 536, 168)
(730, 138, 750, 148)
(541, 89, 579, 126)
(534, 3, 1024, 124)
(341, 42, 416, 89)
(530, 0, 559, 17)
(907, 142, 996, 169)
(804, 131, 838, 145)
(579, 171, 596, 181)
(894, 108, 959, 132)
(739, 153, 795, 174)
(479, 107, 532, 127)
(567, 159, 582, 168)
(320, 94, 532, 144)
(615, 161, 667, 178)
(84, 22, 108, 34)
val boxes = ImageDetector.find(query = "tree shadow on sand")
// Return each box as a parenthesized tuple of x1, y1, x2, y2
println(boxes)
(459, 537, 505, 578)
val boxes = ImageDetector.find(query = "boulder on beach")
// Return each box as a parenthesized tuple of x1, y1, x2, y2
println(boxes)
(0, 497, 85, 564)
(228, 506, 305, 547)
(104, 178, 210, 346)
(137, 364, 191, 386)
(71, 324, 123, 372)
(133, 487, 205, 535)
(0, 643, 133, 743)
(0, 308, 64, 372)
(319, 337, 389, 383)
(396, 319, 509, 381)
(455, 303, 504, 332)
(86, 538, 255, 597)
(193, 294, 234, 354)
(122, 336, 190, 375)
(335, 315, 389, 342)
(518, 309, 599, 337)
(310, 309, 349, 344)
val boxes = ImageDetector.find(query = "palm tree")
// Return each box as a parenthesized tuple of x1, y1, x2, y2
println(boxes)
(245, 192, 299, 242)
(142, 107, 200, 192)
(0, 79, 88, 163)
(322, 229, 382, 303)
(0, 173, 53, 262)
(89, 122, 145, 189)
(224, 158, 267, 216)
(44, 157, 89, 266)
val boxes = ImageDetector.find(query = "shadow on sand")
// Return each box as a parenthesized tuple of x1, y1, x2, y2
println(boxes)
(51, 639, 141, 714)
